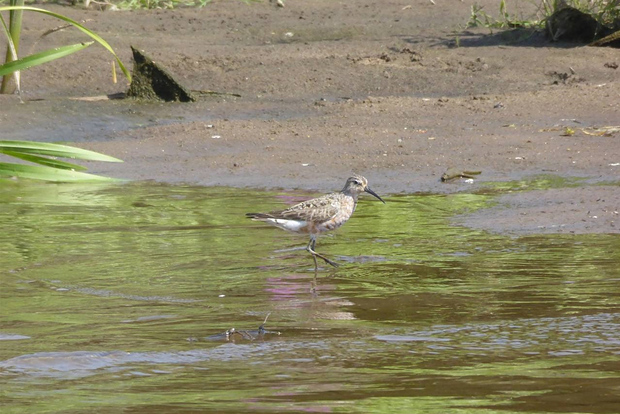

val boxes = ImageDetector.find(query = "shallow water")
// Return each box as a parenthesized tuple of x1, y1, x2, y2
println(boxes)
(1, 180, 619, 413)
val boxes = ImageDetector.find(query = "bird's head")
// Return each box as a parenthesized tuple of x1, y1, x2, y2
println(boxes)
(343, 174, 385, 203)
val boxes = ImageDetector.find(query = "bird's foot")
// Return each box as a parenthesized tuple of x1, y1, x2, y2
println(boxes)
(307, 248, 339, 269)
(321, 256, 340, 268)
(312, 252, 339, 268)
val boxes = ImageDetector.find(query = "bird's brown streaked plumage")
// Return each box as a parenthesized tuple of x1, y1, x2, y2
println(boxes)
(246, 175, 385, 270)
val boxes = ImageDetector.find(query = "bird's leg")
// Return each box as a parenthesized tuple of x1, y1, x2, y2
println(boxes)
(312, 254, 319, 271)
(307, 237, 319, 271)
(306, 236, 339, 268)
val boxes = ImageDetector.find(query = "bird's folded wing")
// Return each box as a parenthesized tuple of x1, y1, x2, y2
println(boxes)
(278, 197, 340, 222)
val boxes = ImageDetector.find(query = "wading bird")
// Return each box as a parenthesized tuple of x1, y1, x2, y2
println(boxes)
(246, 175, 385, 270)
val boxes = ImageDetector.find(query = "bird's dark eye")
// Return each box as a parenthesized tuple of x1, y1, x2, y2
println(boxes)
(353, 180, 361, 185)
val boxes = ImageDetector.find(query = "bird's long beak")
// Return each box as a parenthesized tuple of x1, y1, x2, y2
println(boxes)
(365, 186, 385, 204)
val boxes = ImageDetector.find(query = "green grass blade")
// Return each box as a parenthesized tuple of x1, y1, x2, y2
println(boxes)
(0, 10, 21, 93)
(0, 162, 119, 182)
(0, 150, 88, 171)
(0, 6, 132, 82)
(0, 42, 93, 76)
(0, 141, 123, 162)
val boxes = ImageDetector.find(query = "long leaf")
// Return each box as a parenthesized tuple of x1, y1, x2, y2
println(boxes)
(0, 10, 21, 93)
(0, 141, 123, 162)
(0, 162, 119, 182)
(0, 42, 92, 76)
(0, 150, 88, 171)
(0, 6, 132, 82)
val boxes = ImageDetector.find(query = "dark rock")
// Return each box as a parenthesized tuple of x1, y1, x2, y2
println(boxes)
(126, 46, 196, 102)
(547, 7, 600, 43)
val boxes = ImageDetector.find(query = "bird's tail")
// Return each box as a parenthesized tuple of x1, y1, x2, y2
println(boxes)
(246, 212, 274, 220)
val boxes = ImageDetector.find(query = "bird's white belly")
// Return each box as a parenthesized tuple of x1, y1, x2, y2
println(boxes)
(269, 218, 308, 233)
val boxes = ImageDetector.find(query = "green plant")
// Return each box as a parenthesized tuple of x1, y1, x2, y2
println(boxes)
(0, 140, 122, 182)
(466, 4, 494, 28)
(106, 0, 256, 10)
(541, 0, 620, 25)
(467, 0, 540, 30)
(467, 0, 620, 31)
(0, 0, 22, 93)
(0, 4, 131, 95)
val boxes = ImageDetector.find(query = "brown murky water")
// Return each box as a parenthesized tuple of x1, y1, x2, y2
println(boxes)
(1, 180, 619, 413)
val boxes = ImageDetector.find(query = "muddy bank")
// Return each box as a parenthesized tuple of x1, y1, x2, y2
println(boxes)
(459, 186, 619, 234)
(2, 0, 619, 233)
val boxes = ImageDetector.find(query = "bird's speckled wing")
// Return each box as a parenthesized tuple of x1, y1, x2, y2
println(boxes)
(274, 193, 342, 222)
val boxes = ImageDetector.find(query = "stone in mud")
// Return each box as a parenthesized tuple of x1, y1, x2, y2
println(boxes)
(546, 6, 619, 46)
(126, 46, 196, 102)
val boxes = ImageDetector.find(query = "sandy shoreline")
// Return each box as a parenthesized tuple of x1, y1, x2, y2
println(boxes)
(2, 0, 619, 234)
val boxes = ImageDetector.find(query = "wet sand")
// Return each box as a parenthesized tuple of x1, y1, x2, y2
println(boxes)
(2, 0, 619, 233)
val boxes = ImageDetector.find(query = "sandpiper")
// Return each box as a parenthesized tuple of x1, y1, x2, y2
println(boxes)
(246, 175, 385, 270)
